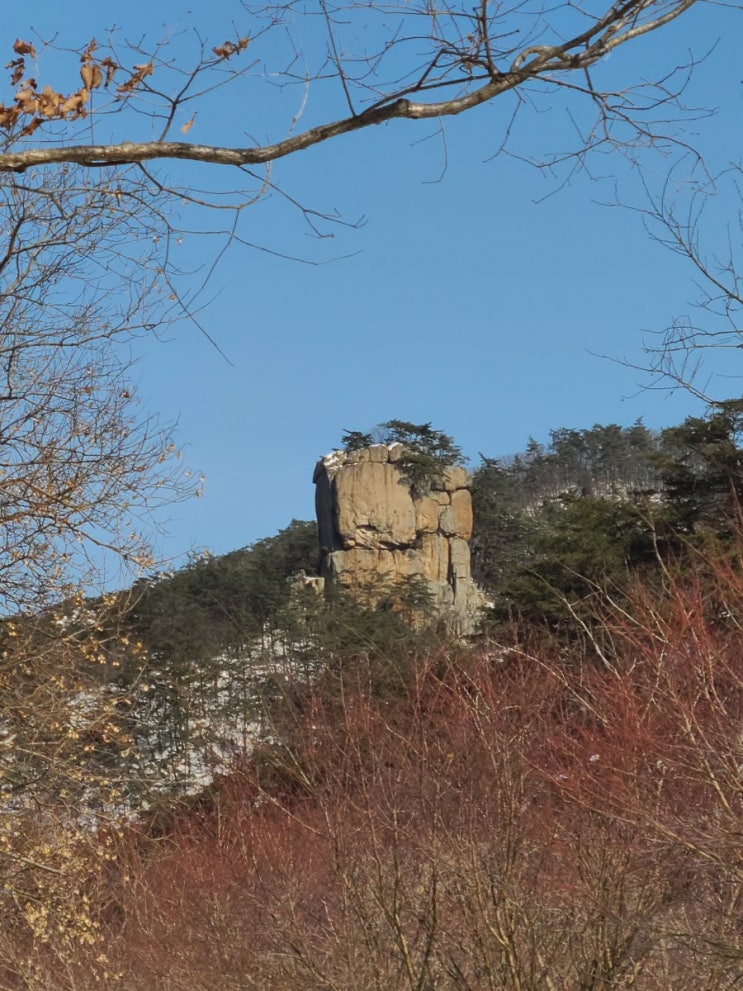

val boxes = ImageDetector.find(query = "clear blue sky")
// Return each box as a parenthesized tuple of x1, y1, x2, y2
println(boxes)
(6, 1, 742, 567)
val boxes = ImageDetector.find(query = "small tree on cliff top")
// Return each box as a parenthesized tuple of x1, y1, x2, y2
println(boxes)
(343, 420, 464, 493)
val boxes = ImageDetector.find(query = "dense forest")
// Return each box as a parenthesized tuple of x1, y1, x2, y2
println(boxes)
(5, 402, 743, 988)
(471, 402, 743, 632)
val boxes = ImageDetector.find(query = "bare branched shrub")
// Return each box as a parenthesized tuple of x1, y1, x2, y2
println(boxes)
(65, 648, 700, 990)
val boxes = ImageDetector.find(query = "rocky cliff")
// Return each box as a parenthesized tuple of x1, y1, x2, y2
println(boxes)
(313, 443, 486, 633)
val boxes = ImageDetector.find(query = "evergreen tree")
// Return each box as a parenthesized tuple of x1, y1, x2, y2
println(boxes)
(129, 520, 319, 666)
(658, 401, 743, 536)
(342, 420, 465, 494)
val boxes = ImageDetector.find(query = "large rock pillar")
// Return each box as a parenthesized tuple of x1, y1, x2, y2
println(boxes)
(313, 444, 486, 633)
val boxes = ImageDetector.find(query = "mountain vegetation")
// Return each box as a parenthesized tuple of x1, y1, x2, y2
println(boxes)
(343, 420, 466, 494)
(75, 404, 743, 789)
(5, 402, 743, 986)
(471, 402, 743, 637)
(117, 403, 743, 665)
(0, 0, 737, 980)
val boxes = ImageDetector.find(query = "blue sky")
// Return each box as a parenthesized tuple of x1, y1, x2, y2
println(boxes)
(6, 1, 742, 567)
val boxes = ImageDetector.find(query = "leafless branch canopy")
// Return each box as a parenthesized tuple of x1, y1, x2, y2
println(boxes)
(0, 167, 196, 611)
(628, 164, 743, 402)
(0, 0, 698, 177)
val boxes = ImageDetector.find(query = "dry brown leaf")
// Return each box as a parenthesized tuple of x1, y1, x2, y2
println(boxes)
(7, 58, 25, 87)
(15, 87, 37, 114)
(60, 91, 87, 115)
(80, 62, 103, 90)
(20, 115, 42, 136)
(100, 56, 118, 87)
(213, 37, 249, 59)
(180, 114, 196, 134)
(0, 105, 20, 131)
(36, 85, 59, 117)
(13, 39, 36, 59)
(117, 62, 153, 94)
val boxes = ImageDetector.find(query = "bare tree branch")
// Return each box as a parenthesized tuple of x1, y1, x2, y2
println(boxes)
(0, 0, 699, 175)
(617, 163, 743, 402)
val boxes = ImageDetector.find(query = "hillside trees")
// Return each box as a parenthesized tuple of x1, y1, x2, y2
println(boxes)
(470, 423, 663, 616)
(655, 399, 743, 535)
(130, 519, 320, 665)
(60, 639, 740, 990)
(107, 520, 321, 783)
(471, 410, 743, 639)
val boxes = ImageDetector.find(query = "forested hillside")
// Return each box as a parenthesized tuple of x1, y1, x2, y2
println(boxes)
(123, 401, 743, 663)
(63, 401, 742, 805)
(472, 402, 743, 633)
(6, 402, 743, 988)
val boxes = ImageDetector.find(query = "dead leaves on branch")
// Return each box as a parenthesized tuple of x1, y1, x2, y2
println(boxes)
(212, 36, 249, 60)
(1, 39, 103, 135)
(80, 38, 121, 91)
(0, 33, 248, 137)
(115, 61, 153, 96)
(0, 39, 151, 136)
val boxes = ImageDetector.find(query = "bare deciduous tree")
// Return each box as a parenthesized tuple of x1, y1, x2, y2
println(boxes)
(0, 140, 196, 957)
(0, 0, 724, 407)
(0, 165, 196, 611)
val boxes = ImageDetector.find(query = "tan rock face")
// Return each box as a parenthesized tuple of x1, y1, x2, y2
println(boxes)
(414, 495, 439, 534)
(448, 489, 474, 540)
(335, 461, 416, 548)
(418, 533, 450, 583)
(314, 444, 487, 633)
(449, 537, 471, 578)
(432, 465, 469, 492)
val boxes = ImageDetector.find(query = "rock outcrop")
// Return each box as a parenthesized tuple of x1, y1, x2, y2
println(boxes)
(313, 444, 486, 633)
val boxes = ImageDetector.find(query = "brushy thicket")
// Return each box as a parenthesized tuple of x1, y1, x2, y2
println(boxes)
(5, 547, 743, 990)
